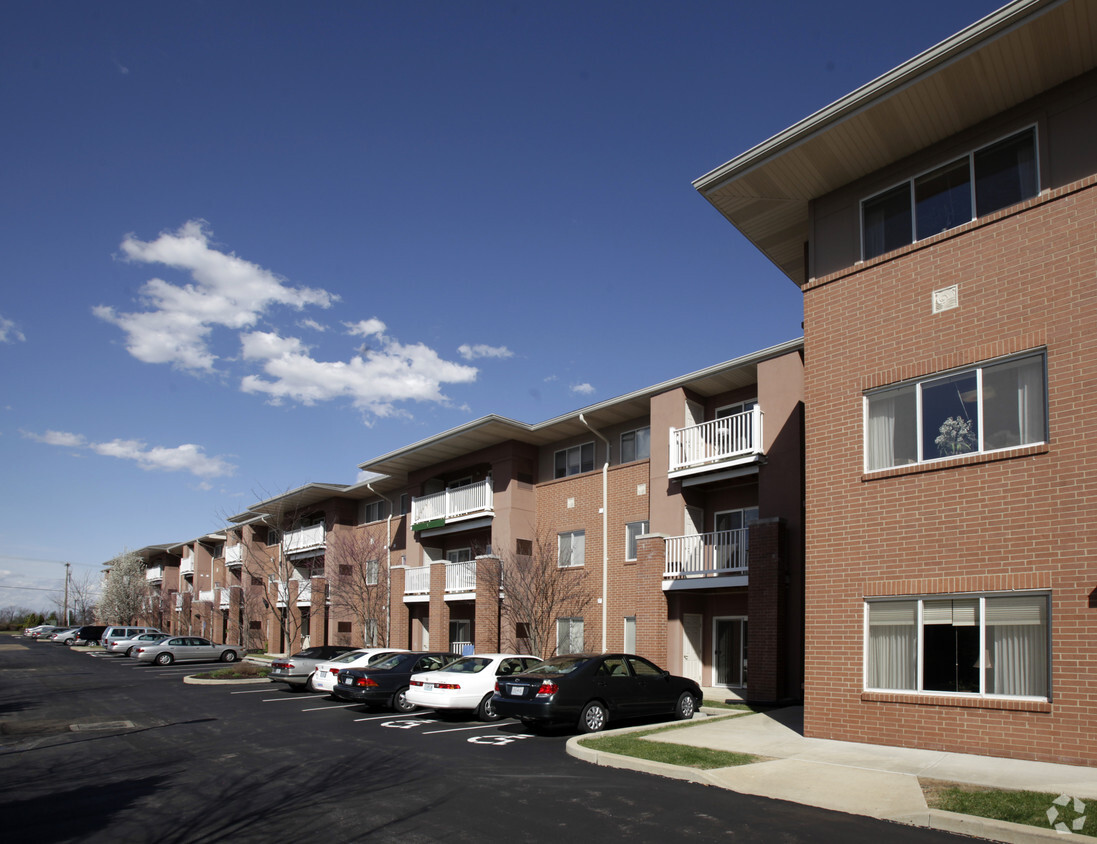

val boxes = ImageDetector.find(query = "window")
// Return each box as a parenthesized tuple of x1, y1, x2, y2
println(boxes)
(554, 442, 595, 478)
(398, 493, 409, 516)
(866, 594, 1048, 698)
(623, 616, 636, 653)
(557, 617, 584, 655)
(620, 427, 650, 463)
(450, 618, 471, 646)
(337, 621, 352, 634)
(558, 531, 585, 568)
(865, 352, 1046, 471)
(716, 399, 758, 419)
(446, 548, 472, 564)
(366, 559, 380, 586)
(364, 619, 379, 646)
(359, 499, 388, 524)
(862, 127, 1037, 260)
(625, 521, 649, 561)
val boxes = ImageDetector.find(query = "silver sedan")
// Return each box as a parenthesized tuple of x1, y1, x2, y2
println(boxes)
(134, 636, 246, 666)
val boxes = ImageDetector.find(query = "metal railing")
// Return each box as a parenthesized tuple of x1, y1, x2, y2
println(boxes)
(180, 557, 195, 576)
(664, 528, 750, 577)
(276, 580, 312, 606)
(283, 523, 325, 555)
(450, 641, 472, 655)
(670, 406, 762, 473)
(225, 545, 243, 566)
(445, 561, 476, 593)
(412, 478, 493, 525)
(146, 566, 163, 582)
(404, 566, 430, 594)
(198, 589, 215, 603)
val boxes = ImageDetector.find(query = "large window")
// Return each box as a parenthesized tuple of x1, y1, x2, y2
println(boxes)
(359, 499, 388, 524)
(620, 427, 650, 463)
(866, 593, 1048, 698)
(554, 442, 595, 478)
(865, 352, 1046, 471)
(557, 617, 584, 654)
(862, 127, 1037, 260)
(625, 521, 649, 561)
(558, 531, 585, 568)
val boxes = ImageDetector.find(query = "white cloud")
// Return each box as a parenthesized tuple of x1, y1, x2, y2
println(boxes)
(24, 429, 235, 478)
(299, 319, 327, 332)
(344, 318, 386, 338)
(457, 343, 513, 361)
(571, 382, 596, 395)
(95, 220, 335, 371)
(240, 328, 478, 417)
(0, 314, 26, 343)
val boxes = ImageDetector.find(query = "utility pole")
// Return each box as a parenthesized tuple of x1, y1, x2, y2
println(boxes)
(64, 562, 71, 625)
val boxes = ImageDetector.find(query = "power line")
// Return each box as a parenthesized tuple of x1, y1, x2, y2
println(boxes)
(0, 555, 103, 569)
(0, 584, 66, 593)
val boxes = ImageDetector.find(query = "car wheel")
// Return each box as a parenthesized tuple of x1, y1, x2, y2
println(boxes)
(155, 652, 174, 666)
(305, 672, 318, 691)
(220, 650, 238, 663)
(392, 686, 416, 713)
(125, 647, 135, 657)
(477, 692, 501, 721)
(675, 692, 697, 720)
(65, 638, 75, 646)
(578, 701, 608, 733)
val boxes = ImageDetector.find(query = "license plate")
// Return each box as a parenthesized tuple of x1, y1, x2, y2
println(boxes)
(510, 685, 526, 696)
(424, 683, 435, 691)
(341, 676, 350, 684)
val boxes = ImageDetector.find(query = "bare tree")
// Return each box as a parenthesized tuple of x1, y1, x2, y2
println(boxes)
(484, 529, 594, 659)
(327, 528, 389, 647)
(68, 571, 99, 625)
(98, 550, 151, 625)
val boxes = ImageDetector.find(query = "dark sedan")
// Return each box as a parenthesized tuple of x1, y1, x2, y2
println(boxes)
(330, 652, 456, 712)
(491, 653, 702, 733)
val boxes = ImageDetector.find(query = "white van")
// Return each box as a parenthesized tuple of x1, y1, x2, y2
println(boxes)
(101, 626, 163, 651)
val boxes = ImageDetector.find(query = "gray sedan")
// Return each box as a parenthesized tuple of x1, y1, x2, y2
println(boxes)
(134, 636, 246, 665)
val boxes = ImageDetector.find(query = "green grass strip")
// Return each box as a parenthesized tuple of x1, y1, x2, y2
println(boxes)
(927, 785, 1095, 837)
(579, 712, 757, 770)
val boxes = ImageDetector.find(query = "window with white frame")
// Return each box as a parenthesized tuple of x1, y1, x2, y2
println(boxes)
(716, 399, 758, 419)
(620, 427, 650, 463)
(625, 521, 649, 561)
(446, 548, 472, 564)
(366, 559, 380, 586)
(866, 593, 1049, 698)
(554, 442, 595, 478)
(623, 616, 636, 653)
(557, 617, 584, 655)
(558, 531, 585, 568)
(865, 352, 1046, 471)
(359, 499, 388, 524)
(862, 127, 1037, 260)
(364, 618, 379, 646)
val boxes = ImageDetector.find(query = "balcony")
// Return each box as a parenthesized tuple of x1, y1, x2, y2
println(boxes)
(220, 590, 231, 609)
(283, 523, 326, 556)
(664, 528, 750, 581)
(198, 589, 215, 603)
(404, 566, 430, 596)
(180, 557, 195, 577)
(670, 406, 762, 476)
(146, 565, 163, 583)
(225, 545, 243, 567)
(174, 593, 184, 609)
(411, 478, 493, 530)
(445, 561, 476, 594)
(276, 580, 313, 606)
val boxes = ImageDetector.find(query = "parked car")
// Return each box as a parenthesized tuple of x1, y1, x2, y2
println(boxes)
(102, 626, 163, 651)
(407, 653, 543, 720)
(47, 627, 83, 644)
(309, 648, 411, 694)
(268, 646, 357, 691)
(331, 652, 457, 712)
(25, 625, 62, 639)
(134, 636, 246, 665)
(109, 632, 171, 656)
(71, 625, 108, 646)
(491, 653, 702, 733)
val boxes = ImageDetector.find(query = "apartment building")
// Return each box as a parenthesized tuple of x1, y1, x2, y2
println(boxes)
(694, 0, 1097, 763)
(137, 341, 804, 703)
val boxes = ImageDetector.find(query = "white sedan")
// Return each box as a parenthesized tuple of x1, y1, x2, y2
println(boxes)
(407, 653, 542, 720)
(309, 648, 410, 693)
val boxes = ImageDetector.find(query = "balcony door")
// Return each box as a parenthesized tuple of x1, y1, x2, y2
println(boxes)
(714, 507, 758, 571)
(681, 613, 703, 685)
(714, 617, 747, 688)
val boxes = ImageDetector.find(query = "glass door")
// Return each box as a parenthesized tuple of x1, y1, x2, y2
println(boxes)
(714, 617, 747, 687)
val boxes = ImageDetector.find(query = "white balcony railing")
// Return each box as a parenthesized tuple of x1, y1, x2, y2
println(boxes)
(276, 580, 312, 606)
(664, 528, 750, 578)
(225, 545, 243, 567)
(180, 556, 195, 577)
(198, 589, 215, 603)
(174, 593, 184, 609)
(220, 590, 231, 609)
(146, 566, 163, 582)
(450, 641, 472, 655)
(412, 478, 493, 526)
(670, 406, 762, 473)
(404, 566, 431, 595)
(283, 523, 326, 556)
(445, 561, 476, 593)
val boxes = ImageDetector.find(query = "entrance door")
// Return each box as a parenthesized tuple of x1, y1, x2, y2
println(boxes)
(682, 613, 703, 685)
(714, 617, 747, 687)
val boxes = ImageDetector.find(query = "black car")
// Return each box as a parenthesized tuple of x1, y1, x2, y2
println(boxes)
(330, 652, 457, 712)
(491, 653, 702, 733)
(71, 625, 108, 646)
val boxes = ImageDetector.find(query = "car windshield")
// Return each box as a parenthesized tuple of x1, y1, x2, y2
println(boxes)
(530, 656, 591, 675)
(293, 648, 328, 658)
(439, 657, 490, 674)
(370, 653, 410, 671)
(330, 650, 371, 665)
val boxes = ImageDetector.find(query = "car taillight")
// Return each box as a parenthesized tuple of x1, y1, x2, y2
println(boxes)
(355, 677, 377, 687)
(536, 681, 558, 697)
(329, 668, 340, 675)
(410, 680, 422, 686)
(438, 683, 460, 690)
(136, 648, 144, 653)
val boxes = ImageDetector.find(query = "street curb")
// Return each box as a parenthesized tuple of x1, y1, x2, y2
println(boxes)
(890, 810, 1073, 843)
(182, 675, 270, 685)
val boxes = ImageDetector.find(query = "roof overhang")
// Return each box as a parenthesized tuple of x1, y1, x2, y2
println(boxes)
(693, 0, 1096, 285)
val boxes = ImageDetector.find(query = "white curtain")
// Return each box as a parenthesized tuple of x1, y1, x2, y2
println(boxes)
(986, 595, 1048, 697)
(867, 394, 898, 470)
(867, 601, 916, 690)
(1017, 357, 1046, 445)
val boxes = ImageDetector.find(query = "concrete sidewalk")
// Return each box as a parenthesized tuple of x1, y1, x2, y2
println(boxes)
(567, 707, 1097, 843)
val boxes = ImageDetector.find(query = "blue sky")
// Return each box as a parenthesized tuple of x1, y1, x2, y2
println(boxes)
(0, 0, 1004, 612)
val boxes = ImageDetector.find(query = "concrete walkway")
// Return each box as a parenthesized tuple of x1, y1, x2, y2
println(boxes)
(567, 707, 1097, 843)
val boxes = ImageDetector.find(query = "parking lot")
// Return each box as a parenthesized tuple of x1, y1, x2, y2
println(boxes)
(2, 640, 962, 843)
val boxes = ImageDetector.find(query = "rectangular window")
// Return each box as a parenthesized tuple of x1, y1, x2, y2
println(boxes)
(558, 531, 585, 568)
(866, 593, 1048, 699)
(865, 352, 1046, 471)
(337, 621, 352, 634)
(364, 619, 379, 646)
(557, 617, 584, 655)
(359, 499, 388, 524)
(862, 127, 1036, 260)
(623, 616, 636, 653)
(554, 442, 595, 478)
(446, 548, 472, 564)
(366, 559, 380, 586)
(620, 427, 650, 463)
(625, 521, 649, 561)
(398, 493, 409, 516)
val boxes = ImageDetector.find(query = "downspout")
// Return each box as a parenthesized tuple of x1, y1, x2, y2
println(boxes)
(579, 414, 610, 653)
(367, 484, 393, 647)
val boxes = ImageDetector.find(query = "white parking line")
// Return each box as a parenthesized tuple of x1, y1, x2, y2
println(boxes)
(353, 710, 434, 722)
(422, 722, 515, 735)
(261, 696, 318, 702)
(229, 689, 274, 694)
(300, 703, 360, 712)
